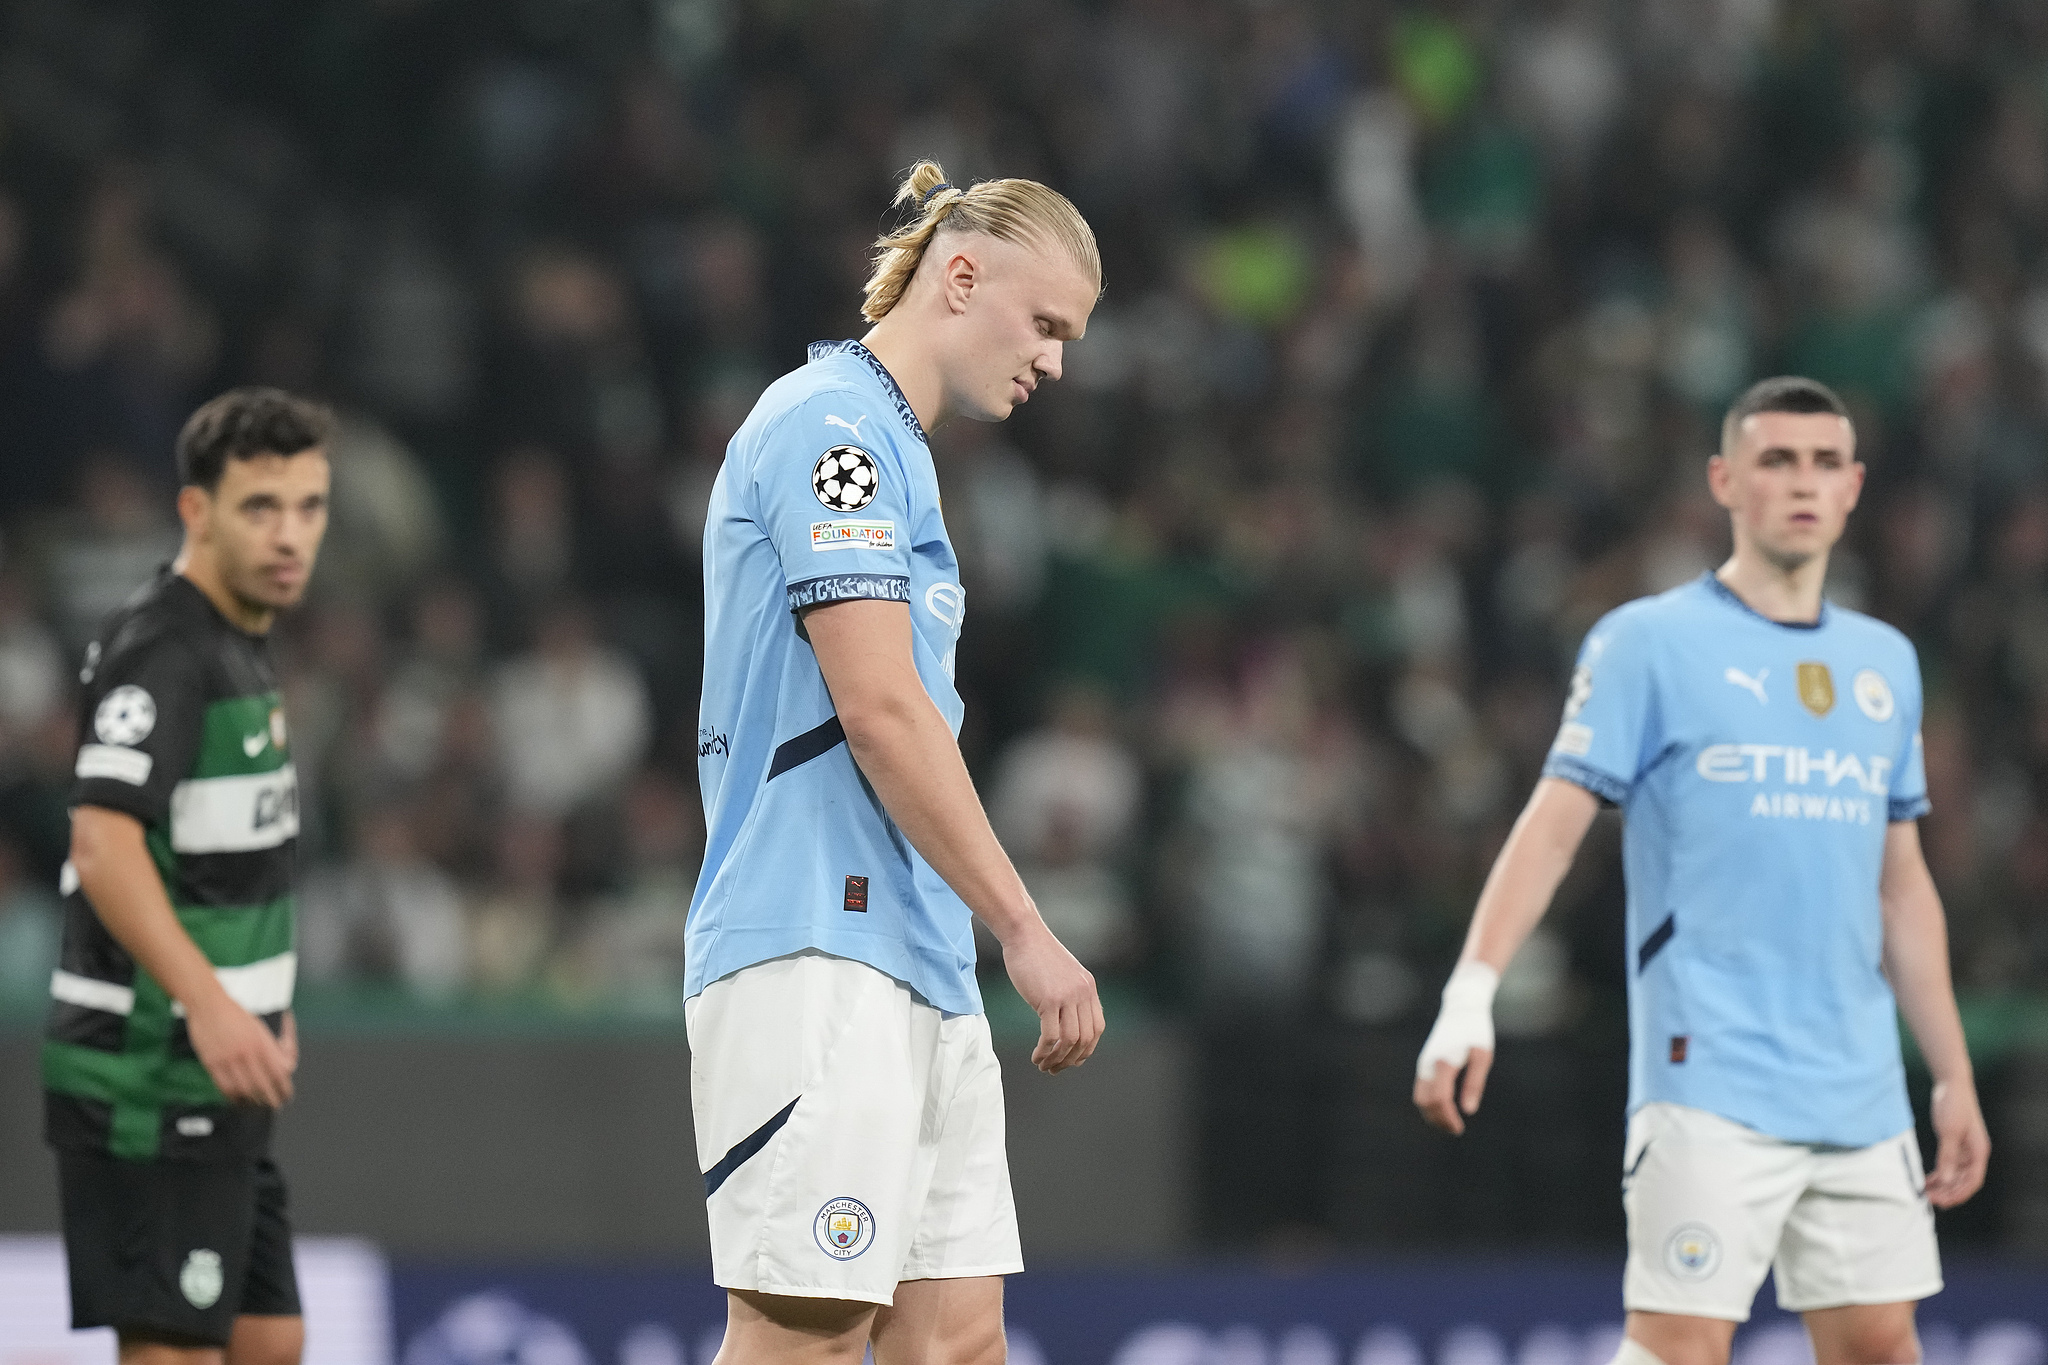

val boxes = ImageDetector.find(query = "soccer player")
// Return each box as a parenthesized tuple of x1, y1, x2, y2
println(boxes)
(46, 389, 331, 1363)
(686, 160, 1104, 1365)
(1414, 377, 1989, 1365)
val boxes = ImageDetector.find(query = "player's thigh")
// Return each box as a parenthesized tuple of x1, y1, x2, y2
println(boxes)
(226, 1314, 303, 1365)
(1622, 1104, 1807, 1322)
(900, 1014, 1022, 1286)
(60, 1150, 261, 1349)
(716, 1288, 877, 1365)
(237, 1159, 302, 1323)
(1624, 1312, 1738, 1365)
(692, 953, 937, 1303)
(1802, 1303, 1921, 1365)
(118, 1339, 223, 1365)
(872, 1275, 1006, 1365)
(1775, 1131, 1940, 1317)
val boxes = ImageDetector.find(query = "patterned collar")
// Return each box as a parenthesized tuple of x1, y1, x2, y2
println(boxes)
(807, 339, 928, 446)
(1700, 570, 1828, 630)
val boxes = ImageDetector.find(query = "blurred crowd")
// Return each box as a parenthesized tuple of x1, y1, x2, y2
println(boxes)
(0, 0, 2046, 1044)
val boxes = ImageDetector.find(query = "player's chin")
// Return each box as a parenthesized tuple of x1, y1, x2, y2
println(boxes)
(251, 578, 310, 610)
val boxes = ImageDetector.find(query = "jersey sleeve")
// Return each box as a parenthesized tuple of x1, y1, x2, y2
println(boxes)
(1888, 645, 1931, 823)
(752, 392, 916, 615)
(1541, 607, 1659, 805)
(71, 629, 206, 826)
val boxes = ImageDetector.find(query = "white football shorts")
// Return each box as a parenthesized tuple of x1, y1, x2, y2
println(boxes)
(1622, 1101, 1943, 1320)
(685, 950, 1023, 1305)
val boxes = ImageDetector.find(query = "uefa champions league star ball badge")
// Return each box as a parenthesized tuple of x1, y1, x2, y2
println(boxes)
(94, 685, 157, 746)
(813, 446, 880, 512)
(814, 1196, 876, 1259)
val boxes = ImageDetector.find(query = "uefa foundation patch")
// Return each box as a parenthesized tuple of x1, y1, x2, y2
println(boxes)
(815, 1196, 875, 1259)
(811, 520, 895, 552)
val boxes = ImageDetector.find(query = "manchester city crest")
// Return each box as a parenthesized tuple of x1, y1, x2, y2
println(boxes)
(1853, 668, 1894, 722)
(814, 1196, 876, 1260)
(1664, 1223, 1721, 1279)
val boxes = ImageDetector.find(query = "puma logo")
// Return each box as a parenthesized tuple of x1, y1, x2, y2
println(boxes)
(824, 414, 868, 439)
(242, 732, 268, 758)
(1724, 667, 1769, 706)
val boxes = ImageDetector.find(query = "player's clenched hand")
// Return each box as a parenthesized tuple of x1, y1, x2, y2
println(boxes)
(1413, 961, 1499, 1136)
(1925, 1077, 1990, 1208)
(1002, 921, 1104, 1074)
(187, 995, 295, 1108)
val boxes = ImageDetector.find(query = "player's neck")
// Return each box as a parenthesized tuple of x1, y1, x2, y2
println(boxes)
(859, 319, 943, 432)
(1714, 547, 1828, 626)
(174, 547, 275, 636)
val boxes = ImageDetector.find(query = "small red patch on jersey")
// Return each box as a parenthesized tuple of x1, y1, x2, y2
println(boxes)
(843, 875, 869, 912)
(1670, 1036, 1689, 1063)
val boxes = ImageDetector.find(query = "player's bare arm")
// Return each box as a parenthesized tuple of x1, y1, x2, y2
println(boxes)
(70, 805, 295, 1109)
(1415, 777, 1599, 1135)
(1879, 819, 1989, 1207)
(803, 597, 1103, 1074)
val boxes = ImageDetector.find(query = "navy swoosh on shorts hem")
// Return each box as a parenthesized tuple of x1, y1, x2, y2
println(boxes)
(786, 573, 911, 614)
(1542, 754, 1631, 805)
(767, 716, 847, 780)
(704, 1096, 800, 1198)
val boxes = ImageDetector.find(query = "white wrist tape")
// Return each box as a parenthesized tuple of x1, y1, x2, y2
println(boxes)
(1415, 961, 1500, 1081)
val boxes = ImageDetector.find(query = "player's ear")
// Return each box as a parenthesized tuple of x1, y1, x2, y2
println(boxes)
(1705, 453, 1736, 509)
(938, 247, 979, 315)
(175, 484, 212, 539)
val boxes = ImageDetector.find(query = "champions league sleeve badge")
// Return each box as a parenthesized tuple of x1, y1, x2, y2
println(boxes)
(814, 1196, 876, 1259)
(813, 446, 880, 512)
(95, 685, 157, 746)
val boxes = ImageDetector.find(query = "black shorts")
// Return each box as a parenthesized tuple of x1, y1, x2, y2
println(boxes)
(56, 1149, 301, 1346)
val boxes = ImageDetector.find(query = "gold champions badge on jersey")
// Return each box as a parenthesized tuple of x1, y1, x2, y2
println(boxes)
(1797, 662, 1835, 717)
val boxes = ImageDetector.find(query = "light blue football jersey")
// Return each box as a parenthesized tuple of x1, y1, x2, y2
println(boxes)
(686, 340, 977, 1015)
(1542, 573, 1930, 1147)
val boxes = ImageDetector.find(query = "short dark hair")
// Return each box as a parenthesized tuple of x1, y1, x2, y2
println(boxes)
(176, 387, 335, 490)
(1720, 376, 1852, 455)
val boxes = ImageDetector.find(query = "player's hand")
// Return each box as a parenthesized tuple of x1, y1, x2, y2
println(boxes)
(1414, 1052, 1494, 1136)
(186, 994, 295, 1108)
(1001, 920, 1105, 1074)
(1413, 961, 1500, 1136)
(1925, 1076, 1990, 1208)
(280, 1009, 299, 1074)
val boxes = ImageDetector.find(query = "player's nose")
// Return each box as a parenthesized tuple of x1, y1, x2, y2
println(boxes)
(1037, 340, 1063, 384)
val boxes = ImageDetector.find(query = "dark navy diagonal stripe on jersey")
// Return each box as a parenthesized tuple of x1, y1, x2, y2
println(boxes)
(1637, 914, 1676, 972)
(766, 716, 847, 780)
(704, 1096, 800, 1198)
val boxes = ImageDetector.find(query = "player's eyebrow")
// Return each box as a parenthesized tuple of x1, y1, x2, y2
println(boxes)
(1040, 307, 1082, 341)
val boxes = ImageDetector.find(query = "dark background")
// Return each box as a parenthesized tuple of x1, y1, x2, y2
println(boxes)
(0, 0, 2045, 1261)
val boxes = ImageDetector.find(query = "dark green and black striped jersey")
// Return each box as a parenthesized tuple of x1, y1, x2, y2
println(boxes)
(44, 567, 298, 1163)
